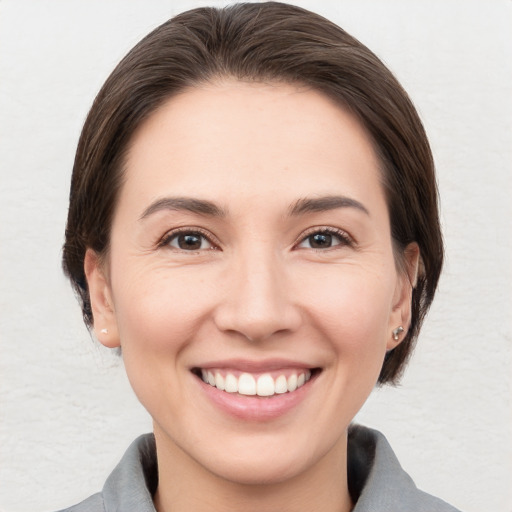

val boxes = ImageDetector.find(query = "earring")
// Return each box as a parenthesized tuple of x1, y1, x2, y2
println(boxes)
(392, 326, 404, 341)
(100, 328, 108, 335)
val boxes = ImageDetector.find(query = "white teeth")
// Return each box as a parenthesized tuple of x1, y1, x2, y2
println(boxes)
(238, 373, 256, 395)
(287, 374, 298, 392)
(225, 373, 238, 393)
(256, 374, 275, 396)
(215, 372, 225, 391)
(275, 375, 288, 394)
(200, 369, 313, 396)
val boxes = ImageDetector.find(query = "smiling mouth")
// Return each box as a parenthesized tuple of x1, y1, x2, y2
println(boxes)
(193, 368, 320, 397)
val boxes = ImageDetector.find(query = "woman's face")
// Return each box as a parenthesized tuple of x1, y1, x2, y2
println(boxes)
(86, 81, 414, 486)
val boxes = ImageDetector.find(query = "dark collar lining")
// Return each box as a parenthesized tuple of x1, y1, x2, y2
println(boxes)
(138, 434, 158, 497)
(347, 424, 376, 503)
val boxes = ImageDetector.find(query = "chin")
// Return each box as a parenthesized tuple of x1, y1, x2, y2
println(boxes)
(191, 427, 342, 488)
(206, 452, 311, 486)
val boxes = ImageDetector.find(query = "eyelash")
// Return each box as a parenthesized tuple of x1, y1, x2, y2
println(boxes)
(158, 226, 354, 253)
(158, 227, 219, 252)
(295, 226, 354, 251)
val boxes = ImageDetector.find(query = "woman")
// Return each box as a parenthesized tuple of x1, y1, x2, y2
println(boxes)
(59, 2, 460, 511)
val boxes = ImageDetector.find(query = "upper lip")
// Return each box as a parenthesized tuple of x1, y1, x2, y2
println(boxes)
(191, 358, 318, 373)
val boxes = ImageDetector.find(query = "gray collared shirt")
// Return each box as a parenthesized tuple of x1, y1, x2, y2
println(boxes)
(57, 425, 462, 512)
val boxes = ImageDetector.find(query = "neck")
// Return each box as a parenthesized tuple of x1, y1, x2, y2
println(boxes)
(153, 426, 353, 512)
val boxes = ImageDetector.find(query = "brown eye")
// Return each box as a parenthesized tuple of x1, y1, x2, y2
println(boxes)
(166, 231, 213, 251)
(297, 229, 351, 250)
(308, 233, 334, 248)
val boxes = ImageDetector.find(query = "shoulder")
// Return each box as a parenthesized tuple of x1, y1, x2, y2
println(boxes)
(54, 493, 104, 512)
(54, 434, 157, 512)
(349, 425, 463, 512)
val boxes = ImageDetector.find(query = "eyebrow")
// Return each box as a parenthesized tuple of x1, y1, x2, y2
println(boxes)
(140, 197, 226, 220)
(140, 194, 368, 221)
(288, 195, 369, 216)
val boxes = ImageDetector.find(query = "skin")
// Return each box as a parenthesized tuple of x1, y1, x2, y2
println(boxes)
(85, 80, 418, 512)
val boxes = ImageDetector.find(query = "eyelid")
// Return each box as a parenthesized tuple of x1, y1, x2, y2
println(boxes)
(293, 226, 355, 249)
(157, 226, 221, 251)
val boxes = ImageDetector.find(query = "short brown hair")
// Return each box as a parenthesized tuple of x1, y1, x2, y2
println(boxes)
(62, 2, 443, 384)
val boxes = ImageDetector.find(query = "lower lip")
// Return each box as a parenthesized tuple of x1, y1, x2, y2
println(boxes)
(196, 375, 316, 421)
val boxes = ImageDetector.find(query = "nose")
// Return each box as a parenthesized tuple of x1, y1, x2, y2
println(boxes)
(213, 250, 302, 342)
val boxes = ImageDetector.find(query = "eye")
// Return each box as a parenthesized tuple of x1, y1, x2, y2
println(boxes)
(162, 230, 215, 251)
(297, 228, 352, 250)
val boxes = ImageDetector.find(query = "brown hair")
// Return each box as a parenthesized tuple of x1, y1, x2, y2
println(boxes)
(62, 2, 443, 384)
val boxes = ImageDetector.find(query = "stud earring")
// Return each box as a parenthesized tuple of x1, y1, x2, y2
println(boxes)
(392, 326, 404, 341)
(100, 328, 108, 335)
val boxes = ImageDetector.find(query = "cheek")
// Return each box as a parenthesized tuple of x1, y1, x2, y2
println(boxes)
(108, 271, 213, 420)
(110, 270, 213, 418)
(303, 264, 395, 336)
(299, 262, 395, 386)
(116, 282, 209, 356)
(112, 264, 215, 353)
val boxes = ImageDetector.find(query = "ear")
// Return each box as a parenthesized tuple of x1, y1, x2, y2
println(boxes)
(387, 242, 420, 351)
(84, 248, 120, 348)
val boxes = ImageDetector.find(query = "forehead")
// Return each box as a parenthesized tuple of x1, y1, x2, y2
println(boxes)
(120, 80, 383, 214)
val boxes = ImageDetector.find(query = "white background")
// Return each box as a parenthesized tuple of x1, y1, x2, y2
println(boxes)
(0, 1, 510, 511)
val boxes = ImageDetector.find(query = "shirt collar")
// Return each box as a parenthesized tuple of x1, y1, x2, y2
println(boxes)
(100, 425, 458, 512)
